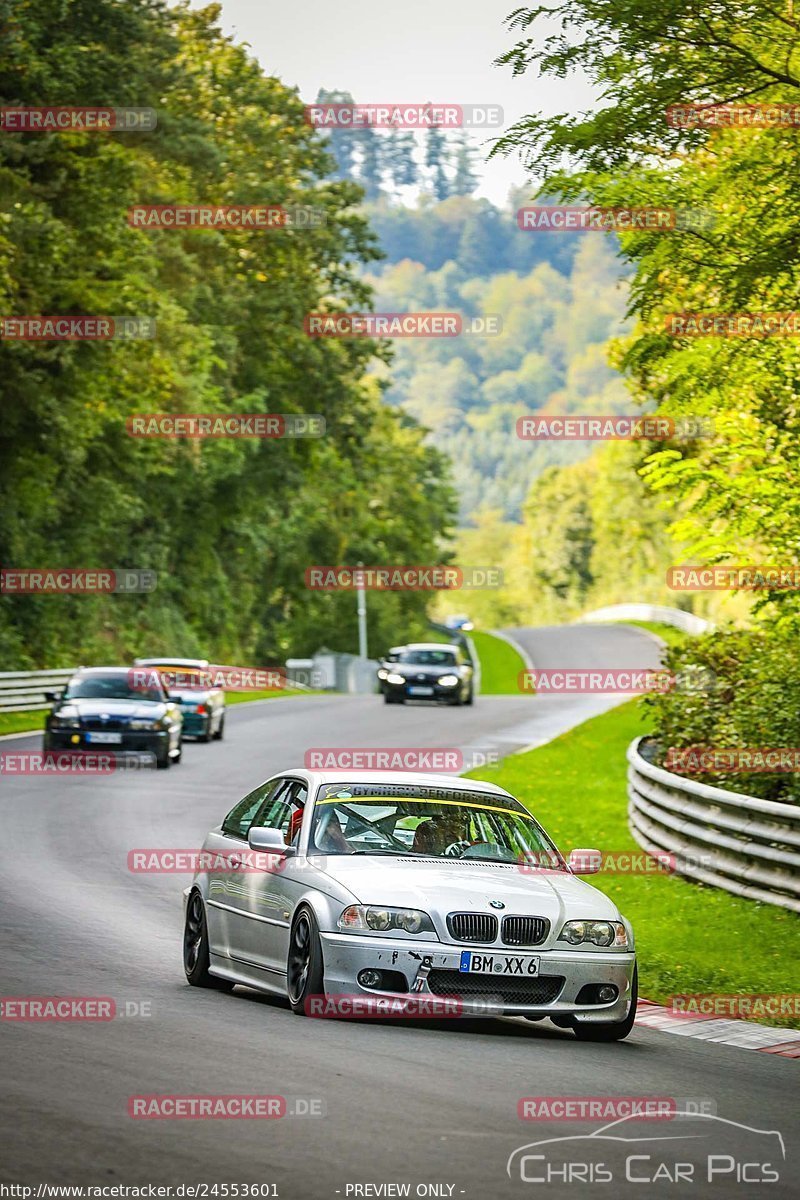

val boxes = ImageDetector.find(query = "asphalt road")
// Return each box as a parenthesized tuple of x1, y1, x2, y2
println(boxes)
(1, 623, 796, 1198)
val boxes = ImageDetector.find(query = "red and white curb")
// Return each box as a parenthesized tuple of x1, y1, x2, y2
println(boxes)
(636, 999, 800, 1057)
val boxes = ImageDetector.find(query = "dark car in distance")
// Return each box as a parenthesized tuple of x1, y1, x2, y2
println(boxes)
(43, 667, 183, 768)
(134, 658, 225, 742)
(383, 643, 474, 706)
(376, 645, 405, 695)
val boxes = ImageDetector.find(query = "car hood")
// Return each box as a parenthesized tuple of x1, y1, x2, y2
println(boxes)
(58, 698, 167, 719)
(391, 664, 460, 679)
(314, 856, 618, 924)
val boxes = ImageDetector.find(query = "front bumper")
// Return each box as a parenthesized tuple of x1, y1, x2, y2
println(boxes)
(385, 680, 462, 703)
(45, 729, 170, 756)
(319, 932, 635, 1021)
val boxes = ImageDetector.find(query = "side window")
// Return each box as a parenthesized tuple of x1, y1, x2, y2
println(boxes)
(251, 779, 308, 839)
(221, 779, 281, 839)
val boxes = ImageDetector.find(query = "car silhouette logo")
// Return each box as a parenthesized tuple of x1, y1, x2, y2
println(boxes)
(490, 900, 505, 909)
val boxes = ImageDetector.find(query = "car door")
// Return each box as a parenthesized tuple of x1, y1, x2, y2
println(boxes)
(204, 777, 282, 959)
(235, 778, 309, 976)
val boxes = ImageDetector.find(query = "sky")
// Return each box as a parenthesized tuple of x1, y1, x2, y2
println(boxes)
(186, 0, 595, 205)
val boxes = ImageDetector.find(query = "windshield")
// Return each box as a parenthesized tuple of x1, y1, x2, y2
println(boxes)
(65, 674, 164, 703)
(398, 649, 457, 666)
(310, 785, 564, 867)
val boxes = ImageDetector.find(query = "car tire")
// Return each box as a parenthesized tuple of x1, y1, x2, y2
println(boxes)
(183, 890, 234, 990)
(199, 720, 213, 744)
(384, 694, 402, 705)
(572, 966, 638, 1042)
(214, 714, 225, 741)
(174, 739, 182, 765)
(464, 685, 474, 706)
(287, 906, 325, 1015)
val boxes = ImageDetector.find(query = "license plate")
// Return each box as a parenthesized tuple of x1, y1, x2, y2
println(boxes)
(459, 951, 540, 977)
(407, 686, 434, 696)
(85, 732, 122, 745)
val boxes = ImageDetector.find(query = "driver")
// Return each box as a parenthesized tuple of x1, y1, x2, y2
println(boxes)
(412, 810, 469, 855)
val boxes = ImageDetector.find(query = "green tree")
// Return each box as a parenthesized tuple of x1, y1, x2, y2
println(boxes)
(383, 130, 418, 189)
(0, 0, 456, 667)
(493, 1, 800, 623)
(424, 124, 450, 201)
(452, 133, 479, 196)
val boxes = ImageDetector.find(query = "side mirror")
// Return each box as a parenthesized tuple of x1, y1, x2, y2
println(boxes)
(44, 690, 62, 703)
(567, 848, 602, 875)
(248, 826, 291, 856)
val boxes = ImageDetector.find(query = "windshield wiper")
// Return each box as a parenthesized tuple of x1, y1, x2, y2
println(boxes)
(452, 855, 534, 866)
(349, 848, 426, 856)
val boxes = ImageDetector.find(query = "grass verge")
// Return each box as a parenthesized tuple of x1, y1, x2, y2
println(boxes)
(612, 619, 691, 649)
(471, 630, 527, 694)
(225, 688, 320, 705)
(0, 710, 47, 736)
(466, 699, 800, 1026)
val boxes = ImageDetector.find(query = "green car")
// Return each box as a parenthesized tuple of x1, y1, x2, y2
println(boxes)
(134, 658, 225, 742)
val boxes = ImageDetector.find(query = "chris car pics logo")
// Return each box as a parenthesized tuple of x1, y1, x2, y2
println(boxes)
(507, 1113, 784, 1186)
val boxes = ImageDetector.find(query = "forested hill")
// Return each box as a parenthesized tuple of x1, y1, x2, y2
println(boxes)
(315, 92, 630, 520)
(366, 198, 629, 519)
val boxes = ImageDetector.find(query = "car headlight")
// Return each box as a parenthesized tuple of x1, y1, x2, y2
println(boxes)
(385, 673, 405, 686)
(50, 715, 80, 730)
(438, 674, 459, 687)
(558, 920, 628, 948)
(128, 718, 163, 731)
(377, 669, 388, 680)
(338, 905, 437, 936)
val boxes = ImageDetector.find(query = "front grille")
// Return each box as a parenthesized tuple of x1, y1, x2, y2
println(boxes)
(426, 970, 564, 1006)
(502, 916, 550, 946)
(81, 718, 126, 732)
(447, 913, 497, 943)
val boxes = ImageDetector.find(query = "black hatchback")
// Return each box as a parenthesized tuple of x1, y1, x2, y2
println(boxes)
(43, 667, 183, 769)
(383, 643, 474, 706)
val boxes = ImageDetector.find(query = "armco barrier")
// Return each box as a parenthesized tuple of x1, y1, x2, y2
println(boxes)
(627, 736, 800, 912)
(579, 604, 711, 635)
(0, 665, 317, 714)
(0, 669, 75, 713)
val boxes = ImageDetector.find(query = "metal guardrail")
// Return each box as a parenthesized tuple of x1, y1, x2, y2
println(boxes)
(579, 604, 711, 635)
(627, 736, 800, 912)
(0, 665, 319, 714)
(0, 669, 75, 713)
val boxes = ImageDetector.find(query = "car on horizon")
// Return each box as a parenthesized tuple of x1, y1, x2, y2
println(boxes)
(43, 666, 183, 769)
(444, 613, 474, 632)
(182, 770, 637, 1040)
(383, 642, 474, 705)
(134, 658, 225, 742)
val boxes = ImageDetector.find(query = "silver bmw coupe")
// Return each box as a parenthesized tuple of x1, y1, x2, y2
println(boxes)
(182, 770, 637, 1041)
